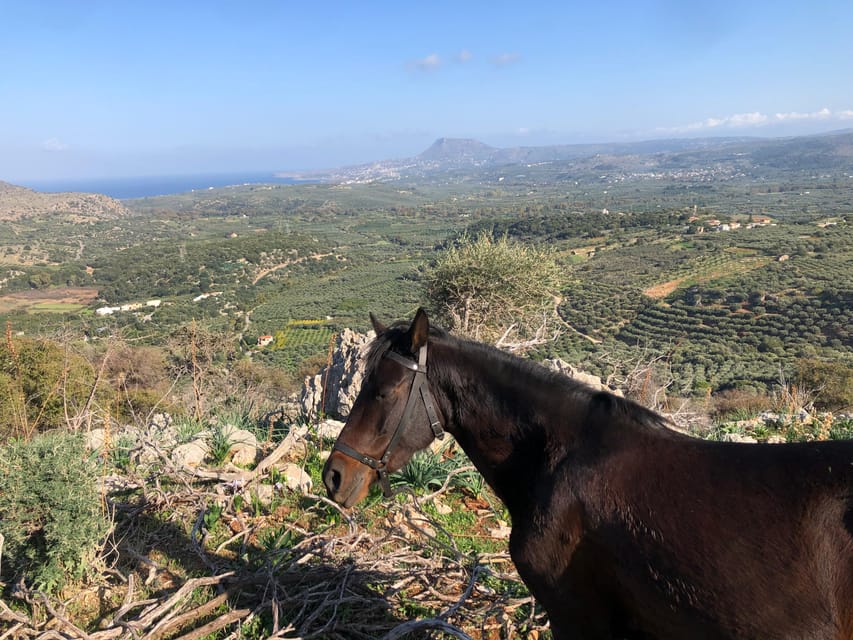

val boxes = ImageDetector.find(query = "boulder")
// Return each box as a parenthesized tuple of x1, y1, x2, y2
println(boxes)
(720, 432, 758, 444)
(315, 419, 345, 441)
(544, 358, 622, 395)
(282, 463, 313, 494)
(224, 428, 259, 466)
(172, 439, 210, 467)
(85, 428, 107, 452)
(300, 328, 374, 419)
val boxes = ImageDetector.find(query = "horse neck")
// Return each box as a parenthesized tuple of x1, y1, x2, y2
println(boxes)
(429, 339, 579, 514)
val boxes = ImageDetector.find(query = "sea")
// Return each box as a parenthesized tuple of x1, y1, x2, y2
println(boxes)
(19, 172, 310, 200)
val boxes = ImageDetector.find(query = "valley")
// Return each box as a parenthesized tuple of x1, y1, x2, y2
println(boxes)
(1, 131, 851, 402)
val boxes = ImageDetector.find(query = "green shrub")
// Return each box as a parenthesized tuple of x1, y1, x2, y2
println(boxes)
(0, 337, 100, 439)
(0, 431, 111, 592)
(796, 358, 853, 411)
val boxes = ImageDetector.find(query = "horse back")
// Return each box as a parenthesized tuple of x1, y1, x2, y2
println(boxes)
(514, 415, 853, 639)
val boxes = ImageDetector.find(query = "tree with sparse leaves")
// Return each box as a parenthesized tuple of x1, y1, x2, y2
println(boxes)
(422, 232, 563, 351)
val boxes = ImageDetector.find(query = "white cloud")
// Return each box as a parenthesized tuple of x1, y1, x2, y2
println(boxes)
(774, 107, 832, 122)
(663, 107, 853, 134)
(492, 52, 520, 67)
(42, 137, 69, 151)
(456, 49, 472, 63)
(409, 53, 442, 72)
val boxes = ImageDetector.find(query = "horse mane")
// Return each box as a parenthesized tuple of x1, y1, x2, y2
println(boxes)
(367, 321, 673, 435)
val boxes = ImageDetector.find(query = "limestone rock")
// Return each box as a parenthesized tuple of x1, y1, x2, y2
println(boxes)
(720, 433, 758, 444)
(173, 439, 210, 467)
(282, 463, 313, 494)
(300, 328, 374, 419)
(544, 358, 622, 395)
(224, 428, 259, 466)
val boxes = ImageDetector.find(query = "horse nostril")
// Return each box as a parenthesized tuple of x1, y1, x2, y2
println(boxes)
(324, 462, 342, 496)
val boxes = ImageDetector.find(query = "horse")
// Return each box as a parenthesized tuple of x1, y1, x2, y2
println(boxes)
(323, 309, 853, 639)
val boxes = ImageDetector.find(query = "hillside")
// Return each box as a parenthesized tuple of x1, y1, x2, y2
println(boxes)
(0, 180, 129, 222)
(295, 130, 853, 185)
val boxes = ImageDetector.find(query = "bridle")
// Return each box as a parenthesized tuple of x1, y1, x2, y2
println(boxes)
(332, 344, 444, 497)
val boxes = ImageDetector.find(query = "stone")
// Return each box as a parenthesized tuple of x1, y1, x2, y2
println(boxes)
(85, 428, 107, 452)
(720, 433, 758, 444)
(282, 463, 313, 494)
(225, 428, 259, 466)
(300, 328, 374, 419)
(544, 358, 623, 395)
(253, 484, 276, 506)
(315, 419, 345, 440)
(173, 439, 210, 467)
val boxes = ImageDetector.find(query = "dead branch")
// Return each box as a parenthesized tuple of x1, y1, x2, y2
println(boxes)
(380, 618, 474, 640)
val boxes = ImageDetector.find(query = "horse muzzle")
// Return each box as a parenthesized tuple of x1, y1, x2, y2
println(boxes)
(323, 450, 373, 508)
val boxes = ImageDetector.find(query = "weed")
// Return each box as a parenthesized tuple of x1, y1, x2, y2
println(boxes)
(830, 418, 853, 441)
(110, 433, 137, 471)
(207, 422, 232, 465)
(393, 451, 453, 493)
(203, 502, 223, 532)
(0, 431, 111, 592)
(173, 415, 205, 444)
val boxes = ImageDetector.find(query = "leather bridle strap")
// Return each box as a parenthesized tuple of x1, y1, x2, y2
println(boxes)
(333, 344, 444, 497)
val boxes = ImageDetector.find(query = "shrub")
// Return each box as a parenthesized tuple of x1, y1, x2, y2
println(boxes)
(0, 431, 111, 592)
(422, 232, 562, 349)
(796, 358, 853, 411)
(0, 336, 100, 439)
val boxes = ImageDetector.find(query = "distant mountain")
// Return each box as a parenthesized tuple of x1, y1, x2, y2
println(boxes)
(0, 181, 129, 222)
(290, 130, 853, 185)
(417, 138, 498, 164)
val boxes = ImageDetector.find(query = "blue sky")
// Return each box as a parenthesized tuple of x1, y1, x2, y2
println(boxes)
(2, 0, 852, 181)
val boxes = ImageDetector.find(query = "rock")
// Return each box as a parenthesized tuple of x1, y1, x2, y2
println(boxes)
(766, 435, 787, 444)
(282, 463, 313, 494)
(721, 433, 758, 444)
(433, 498, 453, 515)
(544, 358, 622, 395)
(274, 424, 310, 462)
(173, 439, 210, 467)
(150, 412, 173, 430)
(224, 428, 258, 466)
(300, 328, 374, 419)
(99, 475, 141, 494)
(315, 419, 345, 440)
(86, 428, 107, 452)
(489, 521, 513, 540)
(253, 484, 276, 506)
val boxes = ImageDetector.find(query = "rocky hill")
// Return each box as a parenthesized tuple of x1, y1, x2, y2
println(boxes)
(0, 180, 129, 222)
(291, 129, 853, 185)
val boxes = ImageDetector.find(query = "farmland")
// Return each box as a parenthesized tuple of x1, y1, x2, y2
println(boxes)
(0, 133, 851, 398)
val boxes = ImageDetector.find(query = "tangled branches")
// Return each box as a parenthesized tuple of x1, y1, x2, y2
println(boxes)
(1, 458, 548, 640)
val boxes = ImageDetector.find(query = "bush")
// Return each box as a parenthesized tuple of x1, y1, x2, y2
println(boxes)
(0, 431, 111, 592)
(796, 358, 853, 411)
(0, 337, 100, 439)
(422, 232, 562, 348)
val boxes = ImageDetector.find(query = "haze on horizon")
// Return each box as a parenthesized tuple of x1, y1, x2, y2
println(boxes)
(2, 0, 853, 182)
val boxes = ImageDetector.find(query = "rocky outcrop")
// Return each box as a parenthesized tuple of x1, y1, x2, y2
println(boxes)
(544, 358, 623, 395)
(0, 180, 129, 222)
(300, 328, 375, 419)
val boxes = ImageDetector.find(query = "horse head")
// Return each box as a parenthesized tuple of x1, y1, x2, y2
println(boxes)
(323, 308, 445, 507)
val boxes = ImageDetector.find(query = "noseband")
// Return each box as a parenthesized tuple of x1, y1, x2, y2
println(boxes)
(332, 344, 444, 497)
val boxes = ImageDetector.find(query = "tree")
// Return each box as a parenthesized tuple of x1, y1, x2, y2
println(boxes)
(422, 232, 563, 351)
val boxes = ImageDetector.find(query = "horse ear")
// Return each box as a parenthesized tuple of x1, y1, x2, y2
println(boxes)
(408, 308, 429, 353)
(369, 312, 387, 335)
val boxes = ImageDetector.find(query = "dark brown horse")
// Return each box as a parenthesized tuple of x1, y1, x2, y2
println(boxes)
(323, 309, 853, 639)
